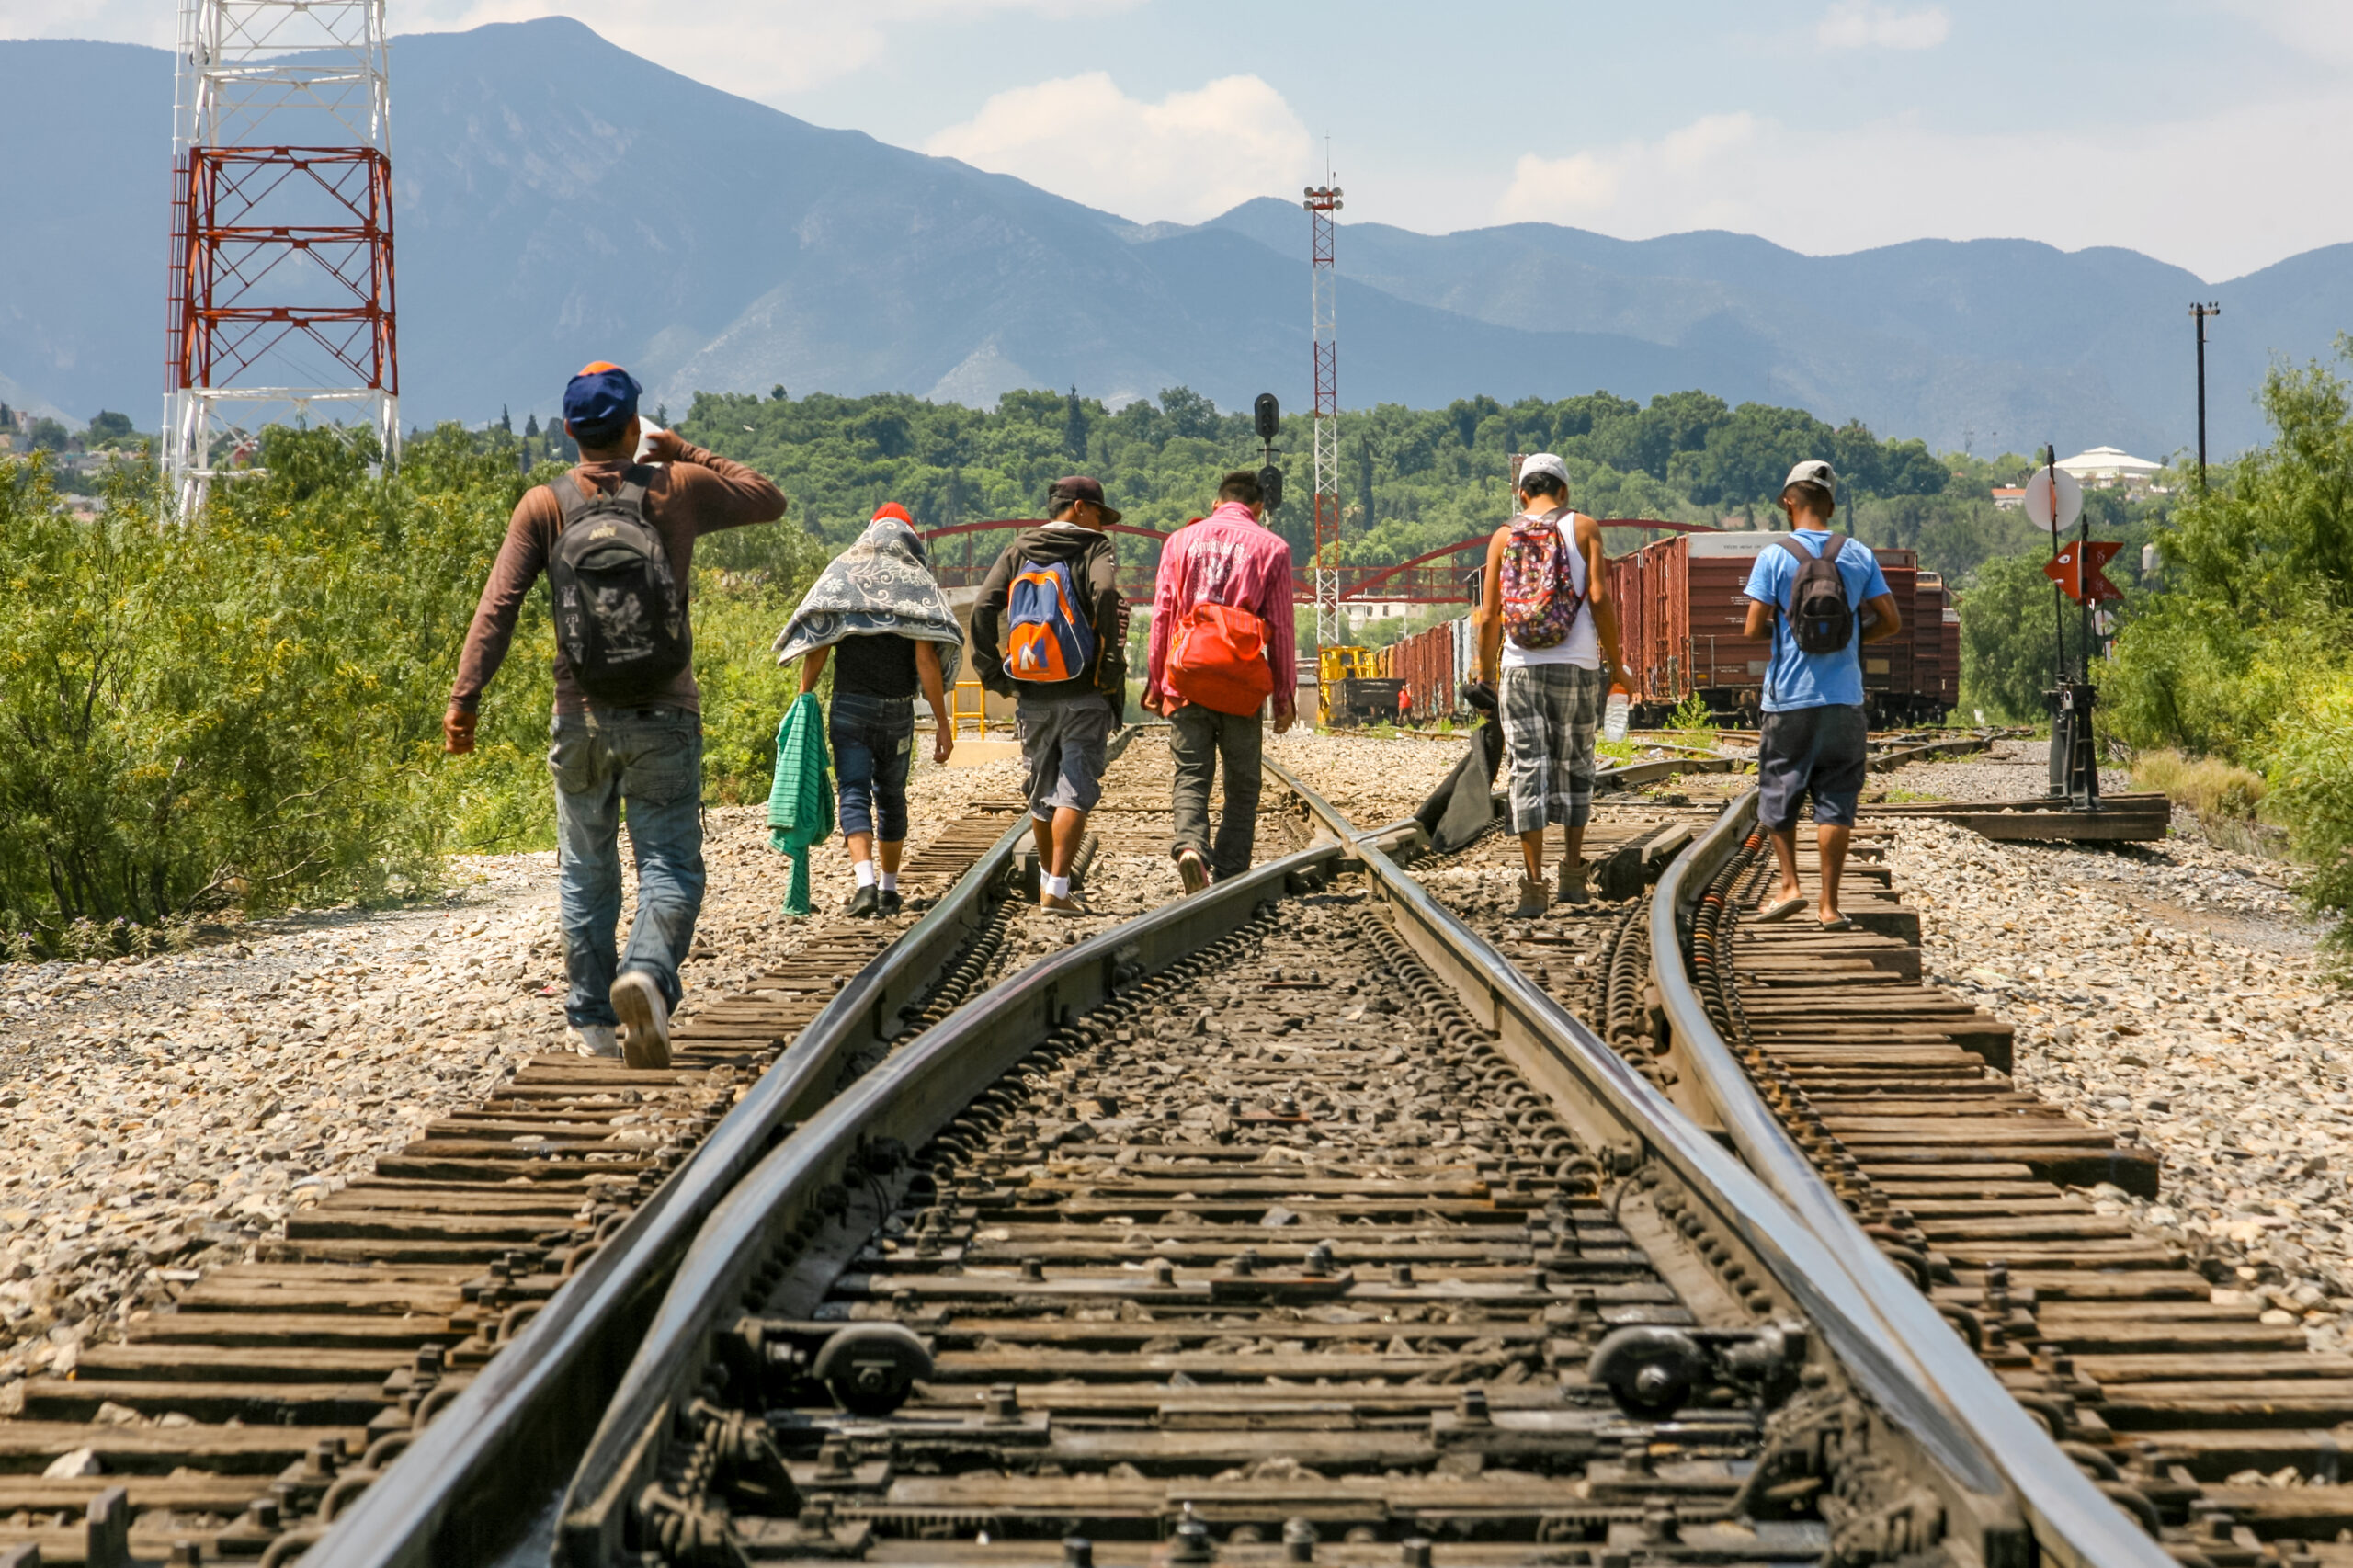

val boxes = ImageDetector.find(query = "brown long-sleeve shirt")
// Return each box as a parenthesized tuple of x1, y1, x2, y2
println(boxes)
(450, 443, 787, 716)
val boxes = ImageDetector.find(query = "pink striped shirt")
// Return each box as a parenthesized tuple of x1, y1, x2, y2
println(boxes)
(1144, 501, 1298, 718)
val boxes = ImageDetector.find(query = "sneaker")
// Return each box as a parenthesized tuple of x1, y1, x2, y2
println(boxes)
(847, 884, 880, 918)
(877, 888, 904, 917)
(1175, 847, 1210, 896)
(574, 1023, 621, 1059)
(1511, 876, 1550, 920)
(608, 971, 672, 1070)
(1557, 859, 1591, 905)
(1040, 892, 1089, 917)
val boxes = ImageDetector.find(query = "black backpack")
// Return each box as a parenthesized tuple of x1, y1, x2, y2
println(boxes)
(549, 467, 689, 704)
(1777, 533, 1855, 656)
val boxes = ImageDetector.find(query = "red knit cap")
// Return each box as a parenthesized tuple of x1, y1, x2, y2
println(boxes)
(872, 502, 914, 525)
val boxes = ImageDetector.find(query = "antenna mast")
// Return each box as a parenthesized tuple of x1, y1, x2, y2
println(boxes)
(1304, 176, 1343, 648)
(165, 0, 400, 514)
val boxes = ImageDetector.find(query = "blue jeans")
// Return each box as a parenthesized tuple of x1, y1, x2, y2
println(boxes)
(549, 709, 705, 1029)
(829, 692, 914, 841)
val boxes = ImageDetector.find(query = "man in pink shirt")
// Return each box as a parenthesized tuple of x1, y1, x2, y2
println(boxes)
(1143, 470, 1298, 892)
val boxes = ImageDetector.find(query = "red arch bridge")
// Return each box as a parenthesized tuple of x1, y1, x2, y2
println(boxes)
(916, 517, 1718, 605)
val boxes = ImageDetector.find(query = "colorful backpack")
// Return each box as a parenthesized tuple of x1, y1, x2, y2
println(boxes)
(1003, 559, 1096, 683)
(1499, 510, 1584, 649)
(1167, 602, 1275, 715)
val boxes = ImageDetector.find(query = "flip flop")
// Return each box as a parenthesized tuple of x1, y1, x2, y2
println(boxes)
(1817, 914, 1858, 932)
(1755, 895, 1807, 923)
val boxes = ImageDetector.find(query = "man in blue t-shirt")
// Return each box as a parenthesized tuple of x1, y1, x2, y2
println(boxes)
(1740, 460, 1903, 930)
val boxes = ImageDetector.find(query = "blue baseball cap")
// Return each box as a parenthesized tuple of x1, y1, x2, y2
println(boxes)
(563, 361, 641, 443)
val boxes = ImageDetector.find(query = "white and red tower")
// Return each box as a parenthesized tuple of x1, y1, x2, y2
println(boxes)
(1304, 179, 1343, 647)
(165, 0, 399, 514)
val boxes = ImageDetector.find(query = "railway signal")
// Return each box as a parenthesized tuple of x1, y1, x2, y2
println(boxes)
(2036, 443, 2103, 810)
(2043, 539, 2123, 604)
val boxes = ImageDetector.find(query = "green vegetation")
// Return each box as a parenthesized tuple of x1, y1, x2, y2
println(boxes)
(2097, 338, 2353, 961)
(0, 426, 815, 951)
(1666, 692, 1718, 735)
(678, 384, 2034, 588)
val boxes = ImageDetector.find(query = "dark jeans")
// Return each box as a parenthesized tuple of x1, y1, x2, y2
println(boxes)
(549, 708, 705, 1030)
(1170, 703, 1263, 880)
(830, 692, 914, 841)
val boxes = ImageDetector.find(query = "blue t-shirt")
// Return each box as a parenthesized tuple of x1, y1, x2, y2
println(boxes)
(1742, 531, 1891, 712)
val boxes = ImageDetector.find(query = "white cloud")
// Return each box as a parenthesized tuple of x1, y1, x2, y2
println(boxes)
(1815, 2, 1950, 50)
(1497, 152, 1620, 223)
(394, 0, 1139, 97)
(1494, 92, 2353, 278)
(924, 71, 1313, 223)
(2211, 0, 2353, 64)
(0, 0, 1141, 97)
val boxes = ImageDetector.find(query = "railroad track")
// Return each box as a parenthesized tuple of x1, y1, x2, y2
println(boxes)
(1355, 740, 2327, 1566)
(0, 728, 1298, 1567)
(531, 758, 2055, 1568)
(1654, 794, 2348, 1568)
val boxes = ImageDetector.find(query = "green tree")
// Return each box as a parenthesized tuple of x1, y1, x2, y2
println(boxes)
(1957, 551, 2063, 721)
(87, 410, 135, 445)
(2101, 335, 2353, 965)
(28, 418, 68, 453)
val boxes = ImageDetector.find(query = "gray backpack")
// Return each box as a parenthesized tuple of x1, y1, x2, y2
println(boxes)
(1777, 534, 1855, 656)
(549, 467, 689, 704)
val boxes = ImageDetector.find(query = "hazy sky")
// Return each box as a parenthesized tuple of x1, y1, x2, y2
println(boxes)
(14, 0, 2351, 279)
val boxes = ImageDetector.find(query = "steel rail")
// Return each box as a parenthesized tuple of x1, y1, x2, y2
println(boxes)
(1262, 759, 2019, 1527)
(1649, 789, 2177, 1568)
(552, 841, 1350, 1563)
(301, 723, 1140, 1568)
(529, 754, 2040, 1568)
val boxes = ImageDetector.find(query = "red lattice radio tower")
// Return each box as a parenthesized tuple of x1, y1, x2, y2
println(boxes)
(1304, 179, 1342, 647)
(165, 0, 399, 513)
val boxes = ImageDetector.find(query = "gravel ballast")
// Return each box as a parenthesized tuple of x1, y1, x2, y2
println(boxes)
(0, 743, 1026, 1399)
(1874, 744, 2352, 1347)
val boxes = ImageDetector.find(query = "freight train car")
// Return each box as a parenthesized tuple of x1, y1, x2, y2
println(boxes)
(1381, 621, 1464, 723)
(1615, 530, 1949, 727)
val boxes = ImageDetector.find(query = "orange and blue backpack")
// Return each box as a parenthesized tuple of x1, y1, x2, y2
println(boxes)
(1003, 560, 1097, 683)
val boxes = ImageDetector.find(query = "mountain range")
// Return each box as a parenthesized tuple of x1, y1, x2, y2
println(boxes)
(4, 17, 2347, 459)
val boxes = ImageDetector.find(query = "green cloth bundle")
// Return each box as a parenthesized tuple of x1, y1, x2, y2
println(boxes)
(766, 693, 834, 916)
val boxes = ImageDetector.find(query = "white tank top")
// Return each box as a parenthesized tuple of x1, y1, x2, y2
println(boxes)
(1501, 509, 1600, 669)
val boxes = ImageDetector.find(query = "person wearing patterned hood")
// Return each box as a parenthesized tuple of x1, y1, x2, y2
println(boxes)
(774, 504, 963, 917)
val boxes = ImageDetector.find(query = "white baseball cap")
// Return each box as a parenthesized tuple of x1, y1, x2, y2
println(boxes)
(1781, 459, 1836, 495)
(1517, 452, 1570, 491)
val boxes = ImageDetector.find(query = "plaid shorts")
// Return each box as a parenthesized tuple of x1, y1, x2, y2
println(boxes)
(1499, 662, 1605, 835)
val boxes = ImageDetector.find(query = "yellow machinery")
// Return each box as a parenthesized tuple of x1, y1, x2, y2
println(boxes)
(1318, 645, 1404, 728)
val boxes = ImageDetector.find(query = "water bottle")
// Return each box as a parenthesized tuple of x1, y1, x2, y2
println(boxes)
(1603, 686, 1631, 744)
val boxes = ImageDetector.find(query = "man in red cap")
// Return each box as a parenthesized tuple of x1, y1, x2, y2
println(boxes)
(971, 476, 1128, 915)
(446, 362, 787, 1066)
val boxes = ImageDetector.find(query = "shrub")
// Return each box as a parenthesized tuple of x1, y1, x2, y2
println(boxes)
(0, 428, 819, 937)
(2263, 669, 2353, 968)
(2129, 748, 2267, 820)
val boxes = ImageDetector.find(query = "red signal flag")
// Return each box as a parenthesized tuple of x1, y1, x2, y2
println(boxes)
(2045, 540, 2124, 604)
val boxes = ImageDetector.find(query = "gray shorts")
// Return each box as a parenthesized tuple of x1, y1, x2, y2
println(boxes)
(1016, 695, 1115, 820)
(1757, 703, 1869, 829)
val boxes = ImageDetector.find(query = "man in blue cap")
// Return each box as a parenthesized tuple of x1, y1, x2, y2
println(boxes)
(447, 362, 788, 1066)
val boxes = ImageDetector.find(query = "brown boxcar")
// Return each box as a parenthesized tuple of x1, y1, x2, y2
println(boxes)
(1913, 573, 1948, 724)
(1941, 603, 1961, 712)
(1620, 530, 1933, 726)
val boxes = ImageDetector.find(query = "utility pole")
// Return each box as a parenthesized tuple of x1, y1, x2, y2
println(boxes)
(2189, 302, 2221, 489)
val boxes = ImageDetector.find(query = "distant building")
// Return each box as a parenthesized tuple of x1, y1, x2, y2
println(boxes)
(1991, 486, 2026, 510)
(2056, 446, 2163, 493)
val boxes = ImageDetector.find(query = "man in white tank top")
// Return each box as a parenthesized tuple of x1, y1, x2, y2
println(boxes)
(1473, 453, 1626, 920)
